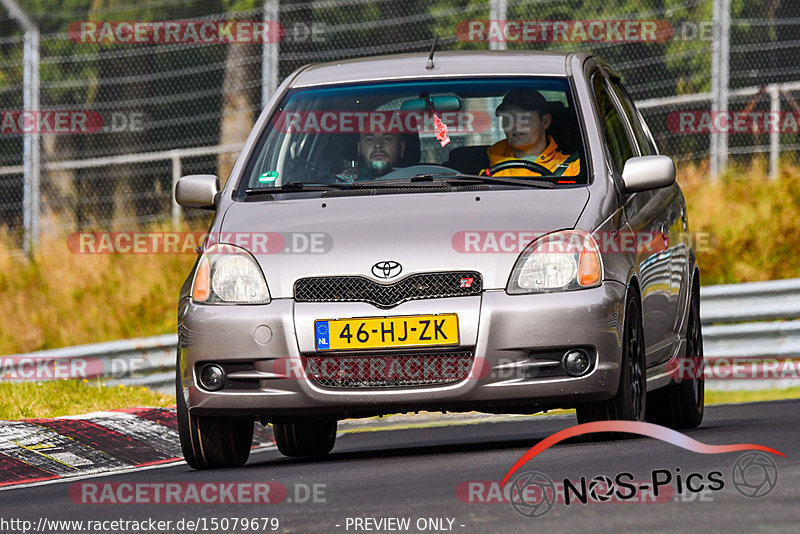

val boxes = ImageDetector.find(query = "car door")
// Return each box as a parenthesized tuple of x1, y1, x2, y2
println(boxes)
(591, 71, 672, 366)
(610, 79, 688, 346)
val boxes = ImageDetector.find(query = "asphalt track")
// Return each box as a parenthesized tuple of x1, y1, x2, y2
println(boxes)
(1, 400, 797, 534)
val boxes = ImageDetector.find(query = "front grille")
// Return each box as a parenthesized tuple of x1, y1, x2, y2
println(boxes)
(295, 271, 482, 308)
(306, 350, 474, 389)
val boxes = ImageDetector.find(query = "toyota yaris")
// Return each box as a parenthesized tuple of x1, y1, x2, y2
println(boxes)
(175, 51, 703, 469)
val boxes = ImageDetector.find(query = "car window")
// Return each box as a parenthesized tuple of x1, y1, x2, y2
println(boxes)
(239, 77, 589, 195)
(591, 73, 636, 173)
(610, 80, 657, 156)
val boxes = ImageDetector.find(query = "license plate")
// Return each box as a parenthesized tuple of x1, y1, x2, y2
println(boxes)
(314, 314, 459, 351)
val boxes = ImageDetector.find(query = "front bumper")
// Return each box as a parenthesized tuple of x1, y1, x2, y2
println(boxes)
(178, 281, 626, 419)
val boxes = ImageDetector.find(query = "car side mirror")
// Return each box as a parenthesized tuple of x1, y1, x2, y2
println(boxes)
(621, 155, 675, 193)
(175, 174, 220, 210)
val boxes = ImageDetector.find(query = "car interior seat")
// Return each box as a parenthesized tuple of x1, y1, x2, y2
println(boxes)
(443, 146, 490, 174)
(546, 102, 580, 156)
(397, 132, 421, 166)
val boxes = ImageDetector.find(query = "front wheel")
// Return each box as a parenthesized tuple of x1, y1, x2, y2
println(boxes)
(273, 419, 338, 457)
(577, 290, 646, 424)
(176, 355, 254, 469)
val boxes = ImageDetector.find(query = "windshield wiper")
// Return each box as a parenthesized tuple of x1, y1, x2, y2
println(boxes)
(410, 173, 556, 189)
(246, 181, 353, 194)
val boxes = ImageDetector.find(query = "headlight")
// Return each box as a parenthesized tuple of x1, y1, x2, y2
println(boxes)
(507, 230, 602, 294)
(191, 244, 270, 304)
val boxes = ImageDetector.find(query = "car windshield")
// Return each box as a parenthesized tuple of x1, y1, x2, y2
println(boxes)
(241, 77, 587, 193)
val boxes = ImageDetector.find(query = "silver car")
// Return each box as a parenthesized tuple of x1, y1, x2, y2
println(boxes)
(174, 51, 703, 469)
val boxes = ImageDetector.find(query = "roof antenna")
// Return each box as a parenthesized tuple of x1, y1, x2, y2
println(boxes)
(426, 35, 439, 70)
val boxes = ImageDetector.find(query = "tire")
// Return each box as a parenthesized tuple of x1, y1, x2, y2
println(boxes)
(176, 355, 254, 469)
(273, 419, 338, 457)
(577, 290, 646, 425)
(646, 283, 704, 429)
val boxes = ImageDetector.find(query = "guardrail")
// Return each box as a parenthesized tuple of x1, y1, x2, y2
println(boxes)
(2, 278, 799, 393)
(0, 334, 177, 393)
(700, 278, 800, 390)
(700, 278, 800, 325)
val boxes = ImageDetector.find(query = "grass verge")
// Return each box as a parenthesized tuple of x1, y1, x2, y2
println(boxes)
(704, 387, 800, 405)
(0, 380, 175, 420)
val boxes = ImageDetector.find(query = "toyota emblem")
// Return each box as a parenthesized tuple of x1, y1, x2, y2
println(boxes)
(372, 261, 402, 279)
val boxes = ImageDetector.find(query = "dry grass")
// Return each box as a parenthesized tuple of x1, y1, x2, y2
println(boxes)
(0, 223, 197, 355)
(678, 161, 800, 285)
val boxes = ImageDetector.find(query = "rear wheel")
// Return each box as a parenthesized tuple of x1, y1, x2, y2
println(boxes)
(176, 355, 254, 469)
(646, 283, 704, 429)
(577, 290, 646, 424)
(273, 419, 338, 457)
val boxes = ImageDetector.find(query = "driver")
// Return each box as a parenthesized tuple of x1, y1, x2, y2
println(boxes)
(337, 131, 406, 182)
(485, 89, 580, 177)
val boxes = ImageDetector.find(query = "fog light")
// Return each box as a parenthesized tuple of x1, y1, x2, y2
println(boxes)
(199, 364, 226, 391)
(563, 349, 591, 376)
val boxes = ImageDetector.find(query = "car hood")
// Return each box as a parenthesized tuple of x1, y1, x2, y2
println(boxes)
(218, 188, 590, 297)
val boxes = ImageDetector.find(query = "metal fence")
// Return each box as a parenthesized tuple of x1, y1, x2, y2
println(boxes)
(3, 278, 799, 394)
(3, 0, 800, 249)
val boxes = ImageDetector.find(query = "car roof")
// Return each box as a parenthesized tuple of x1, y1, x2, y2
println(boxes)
(290, 51, 593, 88)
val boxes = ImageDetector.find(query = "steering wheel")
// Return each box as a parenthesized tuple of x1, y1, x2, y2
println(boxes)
(482, 160, 553, 177)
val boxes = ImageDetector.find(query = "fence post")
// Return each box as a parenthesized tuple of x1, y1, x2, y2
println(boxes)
(262, 0, 279, 108)
(171, 151, 181, 230)
(489, 0, 507, 51)
(768, 84, 780, 180)
(710, 0, 730, 179)
(2, 0, 40, 253)
(22, 29, 40, 253)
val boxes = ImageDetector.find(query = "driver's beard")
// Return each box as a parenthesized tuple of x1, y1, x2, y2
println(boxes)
(368, 159, 392, 176)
